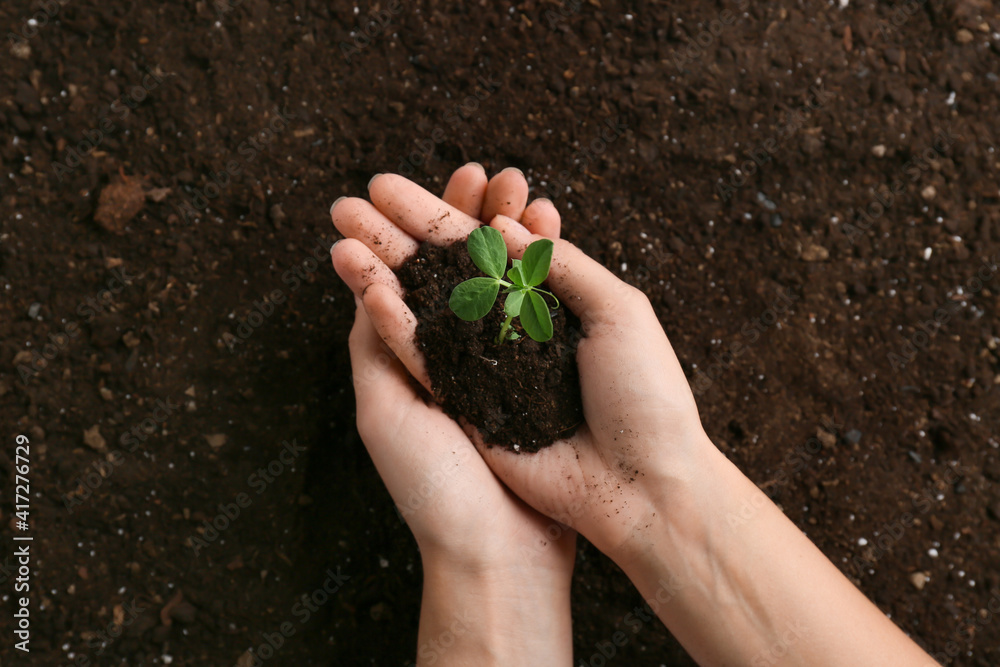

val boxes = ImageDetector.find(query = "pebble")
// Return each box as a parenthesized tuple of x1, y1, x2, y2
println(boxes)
(955, 29, 974, 44)
(801, 244, 829, 262)
(770, 213, 783, 227)
(10, 41, 31, 59)
(269, 203, 287, 229)
(844, 429, 863, 444)
(94, 176, 147, 234)
(756, 191, 778, 211)
(817, 429, 837, 448)
(27, 302, 41, 318)
(910, 572, 929, 590)
(871, 144, 887, 157)
(83, 426, 108, 453)
(921, 185, 937, 201)
(204, 433, 227, 449)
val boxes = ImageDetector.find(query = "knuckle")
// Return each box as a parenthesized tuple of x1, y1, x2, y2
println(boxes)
(616, 283, 651, 311)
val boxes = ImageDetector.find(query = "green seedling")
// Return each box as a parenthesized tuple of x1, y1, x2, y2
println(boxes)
(448, 226, 560, 344)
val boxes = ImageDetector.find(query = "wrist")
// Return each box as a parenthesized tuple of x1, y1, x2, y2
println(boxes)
(421, 550, 573, 600)
(417, 555, 573, 666)
(606, 439, 765, 664)
(605, 435, 937, 667)
(603, 430, 723, 569)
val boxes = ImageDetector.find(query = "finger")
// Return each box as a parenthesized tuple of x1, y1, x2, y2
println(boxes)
(348, 303, 418, 435)
(521, 197, 561, 239)
(362, 281, 432, 391)
(442, 162, 488, 219)
(331, 197, 420, 270)
(369, 174, 480, 246)
(482, 167, 528, 222)
(331, 238, 405, 300)
(491, 214, 629, 325)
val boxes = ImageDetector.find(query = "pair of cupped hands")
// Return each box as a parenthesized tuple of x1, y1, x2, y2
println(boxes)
(328, 166, 939, 667)
(330, 164, 707, 616)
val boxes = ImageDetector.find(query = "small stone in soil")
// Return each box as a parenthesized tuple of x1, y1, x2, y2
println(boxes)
(83, 425, 107, 452)
(801, 244, 829, 262)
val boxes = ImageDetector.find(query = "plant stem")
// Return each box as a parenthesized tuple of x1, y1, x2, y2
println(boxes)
(535, 287, 560, 309)
(496, 315, 514, 345)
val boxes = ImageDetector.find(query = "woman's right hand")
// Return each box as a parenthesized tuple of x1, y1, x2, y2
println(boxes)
(469, 213, 715, 561)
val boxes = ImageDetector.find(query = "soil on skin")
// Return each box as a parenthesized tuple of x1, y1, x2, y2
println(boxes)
(1, 0, 998, 665)
(397, 241, 583, 452)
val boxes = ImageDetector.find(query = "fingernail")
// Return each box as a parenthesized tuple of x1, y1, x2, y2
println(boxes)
(330, 197, 345, 215)
(502, 166, 524, 177)
(535, 197, 553, 206)
(331, 238, 342, 252)
(368, 173, 382, 190)
(467, 161, 486, 173)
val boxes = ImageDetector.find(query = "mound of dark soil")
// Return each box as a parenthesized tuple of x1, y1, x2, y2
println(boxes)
(397, 241, 583, 452)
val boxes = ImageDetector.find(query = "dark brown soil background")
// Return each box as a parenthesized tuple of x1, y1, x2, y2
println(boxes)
(1, 0, 998, 665)
(397, 241, 583, 452)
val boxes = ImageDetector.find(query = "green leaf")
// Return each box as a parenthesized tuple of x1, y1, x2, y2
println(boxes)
(449, 277, 499, 321)
(520, 239, 554, 287)
(520, 290, 553, 342)
(504, 289, 525, 317)
(507, 259, 525, 287)
(466, 226, 507, 279)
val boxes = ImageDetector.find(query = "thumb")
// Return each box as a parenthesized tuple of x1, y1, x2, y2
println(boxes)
(491, 214, 636, 330)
